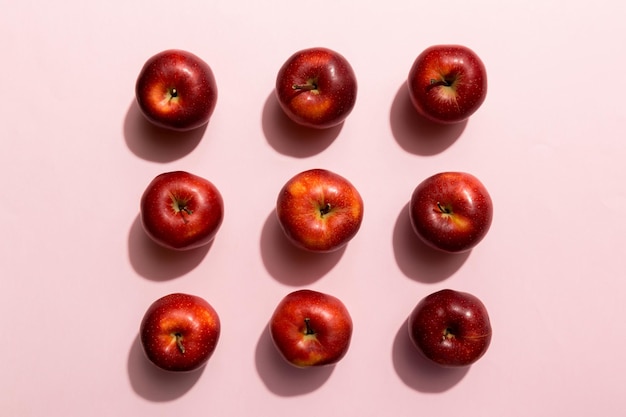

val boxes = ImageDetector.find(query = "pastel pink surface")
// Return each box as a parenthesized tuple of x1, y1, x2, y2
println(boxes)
(1, 1, 625, 416)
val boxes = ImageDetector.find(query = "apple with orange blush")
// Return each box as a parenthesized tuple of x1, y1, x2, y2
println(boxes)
(270, 289, 353, 367)
(135, 49, 218, 131)
(276, 168, 364, 252)
(407, 44, 487, 124)
(409, 171, 493, 253)
(275, 47, 358, 129)
(140, 293, 221, 372)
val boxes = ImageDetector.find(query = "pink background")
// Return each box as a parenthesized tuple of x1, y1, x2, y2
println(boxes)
(1, 1, 625, 416)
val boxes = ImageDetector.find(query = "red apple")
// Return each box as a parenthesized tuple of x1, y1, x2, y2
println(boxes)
(140, 293, 221, 372)
(408, 289, 492, 367)
(140, 171, 224, 251)
(407, 44, 487, 124)
(270, 289, 353, 367)
(276, 168, 364, 252)
(135, 49, 218, 131)
(409, 171, 493, 253)
(275, 47, 358, 129)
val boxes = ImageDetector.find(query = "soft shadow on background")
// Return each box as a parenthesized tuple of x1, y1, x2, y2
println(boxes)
(389, 84, 467, 155)
(127, 334, 204, 401)
(393, 203, 470, 283)
(392, 318, 469, 392)
(261, 91, 342, 157)
(255, 324, 334, 396)
(124, 99, 206, 162)
(260, 210, 346, 286)
(128, 215, 211, 281)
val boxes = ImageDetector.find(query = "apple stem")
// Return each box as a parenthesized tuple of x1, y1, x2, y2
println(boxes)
(175, 333, 185, 354)
(428, 78, 455, 91)
(303, 318, 315, 336)
(292, 83, 317, 91)
(437, 202, 451, 214)
(170, 88, 178, 98)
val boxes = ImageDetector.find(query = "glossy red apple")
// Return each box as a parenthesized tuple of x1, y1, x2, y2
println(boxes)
(410, 171, 493, 253)
(270, 289, 353, 367)
(276, 168, 364, 252)
(407, 44, 487, 124)
(140, 171, 224, 251)
(135, 49, 218, 131)
(275, 47, 358, 129)
(408, 289, 492, 367)
(140, 293, 221, 372)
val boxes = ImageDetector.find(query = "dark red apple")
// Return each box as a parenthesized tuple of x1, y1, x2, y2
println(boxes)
(270, 289, 353, 367)
(407, 44, 487, 124)
(140, 293, 221, 372)
(408, 289, 492, 367)
(409, 171, 493, 253)
(140, 171, 224, 251)
(276, 168, 364, 252)
(275, 47, 358, 129)
(135, 49, 218, 131)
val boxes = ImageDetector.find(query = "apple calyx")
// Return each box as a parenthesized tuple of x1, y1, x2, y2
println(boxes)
(303, 318, 316, 336)
(174, 332, 186, 354)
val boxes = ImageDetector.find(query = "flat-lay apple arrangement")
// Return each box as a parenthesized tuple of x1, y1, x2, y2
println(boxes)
(134, 45, 493, 373)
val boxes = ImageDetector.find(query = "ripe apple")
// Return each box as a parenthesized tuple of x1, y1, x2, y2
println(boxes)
(407, 44, 487, 124)
(270, 289, 353, 367)
(408, 289, 492, 367)
(140, 293, 221, 372)
(135, 49, 218, 131)
(275, 47, 358, 129)
(276, 168, 364, 252)
(409, 171, 493, 253)
(140, 171, 224, 251)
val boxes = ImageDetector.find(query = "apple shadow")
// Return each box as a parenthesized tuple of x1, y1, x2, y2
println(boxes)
(127, 214, 211, 281)
(261, 91, 342, 157)
(127, 334, 204, 401)
(260, 210, 346, 286)
(392, 203, 470, 283)
(392, 318, 469, 393)
(389, 83, 467, 155)
(255, 323, 334, 396)
(123, 99, 206, 162)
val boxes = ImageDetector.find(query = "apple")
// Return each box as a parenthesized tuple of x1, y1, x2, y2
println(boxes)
(135, 49, 218, 131)
(140, 171, 224, 251)
(409, 171, 493, 253)
(408, 289, 492, 367)
(275, 47, 358, 129)
(276, 168, 364, 252)
(270, 289, 353, 367)
(140, 293, 221, 372)
(407, 44, 487, 124)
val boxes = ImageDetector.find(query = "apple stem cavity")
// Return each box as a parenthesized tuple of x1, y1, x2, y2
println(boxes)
(437, 202, 452, 214)
(303, 318, 315, 336)
(319, 203, 332, 217)
(443, 328, 456, 340)
(174, 332, 185, 354)
(170, 194, 193, 223)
